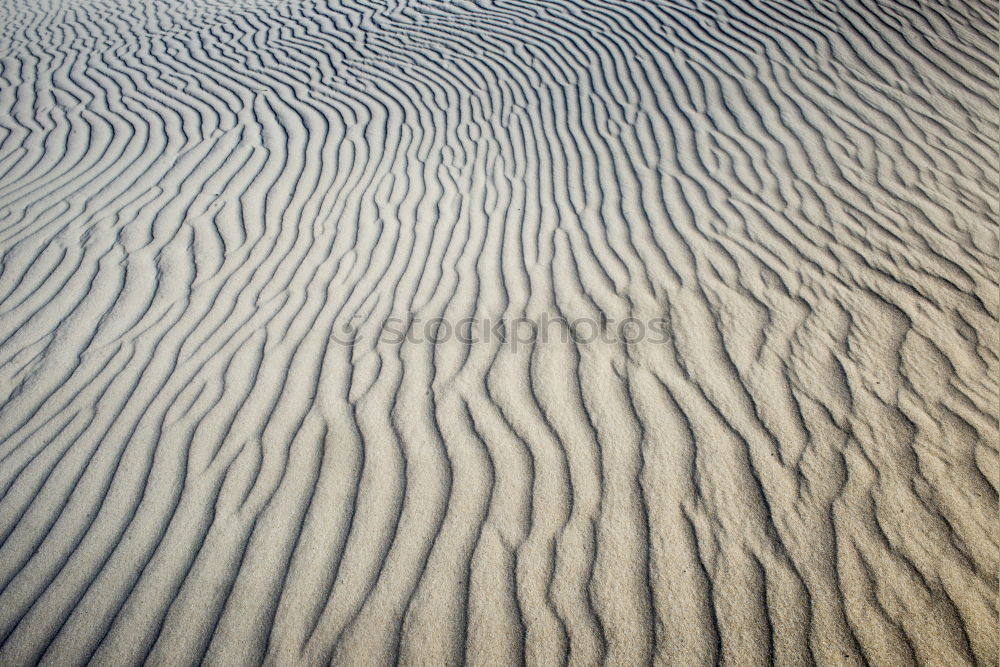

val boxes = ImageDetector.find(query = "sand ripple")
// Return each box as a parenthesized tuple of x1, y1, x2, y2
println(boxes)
(0, 0, 996, 663)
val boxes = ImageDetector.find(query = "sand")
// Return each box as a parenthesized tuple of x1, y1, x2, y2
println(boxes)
(0, 0, 996, 664)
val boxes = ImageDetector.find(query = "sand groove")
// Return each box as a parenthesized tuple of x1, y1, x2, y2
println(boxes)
(0, 0, 996, 664)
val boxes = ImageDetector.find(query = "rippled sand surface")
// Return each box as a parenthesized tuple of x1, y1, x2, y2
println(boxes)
(0, 0, 996, 664)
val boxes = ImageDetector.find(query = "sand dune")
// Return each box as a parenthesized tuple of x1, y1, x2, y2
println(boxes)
(0, 0, 996, 663)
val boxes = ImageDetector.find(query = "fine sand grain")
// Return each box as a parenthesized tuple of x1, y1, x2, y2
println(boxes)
(0, 0, 997, 664)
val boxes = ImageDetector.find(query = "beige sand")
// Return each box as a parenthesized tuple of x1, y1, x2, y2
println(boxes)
(0, 0, 996, 664)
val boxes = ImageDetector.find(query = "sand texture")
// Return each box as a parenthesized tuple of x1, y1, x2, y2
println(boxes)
(0, 0, 997, 664)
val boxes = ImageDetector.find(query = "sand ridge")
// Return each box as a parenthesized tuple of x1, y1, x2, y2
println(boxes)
(0, 0, 996, 664)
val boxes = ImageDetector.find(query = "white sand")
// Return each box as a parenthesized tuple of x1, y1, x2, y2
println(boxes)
(0, 0, 996, 664)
